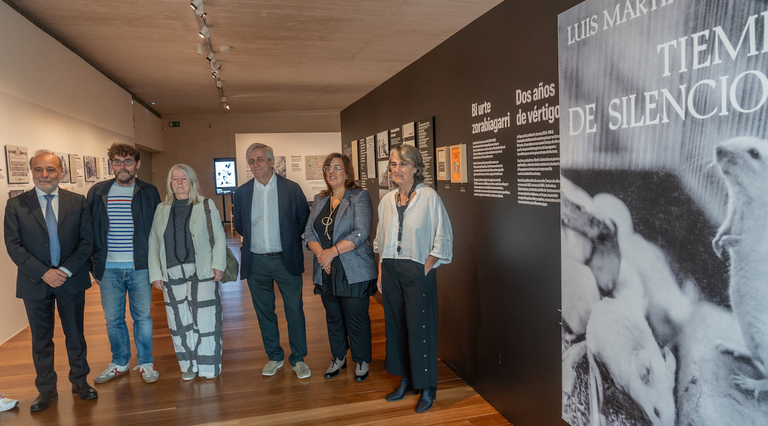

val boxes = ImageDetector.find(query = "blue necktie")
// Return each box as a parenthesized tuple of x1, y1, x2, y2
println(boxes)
(44, 194, 60, 267)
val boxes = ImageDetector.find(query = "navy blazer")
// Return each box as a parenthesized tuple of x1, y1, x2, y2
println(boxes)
(305, 188, 377, 285)
(4, 188, 94, 299)
(233, 174, 309, 277)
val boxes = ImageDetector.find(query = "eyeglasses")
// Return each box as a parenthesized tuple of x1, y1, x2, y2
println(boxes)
(322, 165, 343, 173)
(389, 161, 411, 170)
(111, 158, 135, 166)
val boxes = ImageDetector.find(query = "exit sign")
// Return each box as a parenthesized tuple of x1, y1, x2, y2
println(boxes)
(169, 121, 180, 127)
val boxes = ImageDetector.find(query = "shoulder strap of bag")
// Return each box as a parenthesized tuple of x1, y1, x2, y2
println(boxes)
(203, 198, 215, 249)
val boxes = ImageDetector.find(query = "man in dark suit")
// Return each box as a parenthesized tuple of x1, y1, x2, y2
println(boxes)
(233, 143, 311, 379)
(4, 150, 97, 412)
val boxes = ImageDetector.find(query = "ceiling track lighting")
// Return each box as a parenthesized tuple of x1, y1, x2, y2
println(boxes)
(193, 1, 229, 111)
(199, 24, 210, 39)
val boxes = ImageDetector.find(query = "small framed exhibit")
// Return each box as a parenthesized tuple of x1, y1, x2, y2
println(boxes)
(305, 155, 324, 180)
(436, 146, 448, 180)
(84, 156, 98, 182)
(402, 122, 416, 146)
(450, 144, 468, 184)
(213, 157, 238, 194)
(54, 151, 71, 184)
(378, 159, 391, 189)
(5, 145, 29, 184)
(68, 154, 78, 183)
(376, 130, 390, 160)
(351, 141, 359, 181)
(274, 156, 287, 178)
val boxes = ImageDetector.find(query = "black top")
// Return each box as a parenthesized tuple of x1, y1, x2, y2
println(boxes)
(164, 199, 195, 268)
(312, 199, 376, 298)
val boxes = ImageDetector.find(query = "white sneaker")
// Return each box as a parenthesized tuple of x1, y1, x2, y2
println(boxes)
(134, 363, 160, 384)
(0, 394, 19, 412)
(94, 363, 129, 384)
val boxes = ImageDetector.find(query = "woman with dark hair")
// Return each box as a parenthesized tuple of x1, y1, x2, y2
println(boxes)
(374, 144, 453, 413)
(148, 164, 226, 380)
(305, 153, 377, 381)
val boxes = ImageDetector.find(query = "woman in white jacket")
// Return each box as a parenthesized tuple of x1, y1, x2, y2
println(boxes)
(149, 164, 226, 380)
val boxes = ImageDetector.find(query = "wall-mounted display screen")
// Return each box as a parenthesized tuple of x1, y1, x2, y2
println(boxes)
(214, 158, 237, 194)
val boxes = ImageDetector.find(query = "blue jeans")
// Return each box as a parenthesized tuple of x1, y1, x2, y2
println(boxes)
(99, 268, 154, 365)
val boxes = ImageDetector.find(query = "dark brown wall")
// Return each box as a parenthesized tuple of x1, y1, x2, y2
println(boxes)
(340, 1, 580, 424)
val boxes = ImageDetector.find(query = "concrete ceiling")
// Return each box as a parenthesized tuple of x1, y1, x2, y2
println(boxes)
(7, 0, 503, 116)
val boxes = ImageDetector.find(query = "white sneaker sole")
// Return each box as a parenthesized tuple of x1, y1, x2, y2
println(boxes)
(94, 369, 128, 384)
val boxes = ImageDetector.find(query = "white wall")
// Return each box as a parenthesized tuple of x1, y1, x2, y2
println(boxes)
(0, 3, 136, 344)
(235, 133, 343, 201)
(133, 102, 163, 153)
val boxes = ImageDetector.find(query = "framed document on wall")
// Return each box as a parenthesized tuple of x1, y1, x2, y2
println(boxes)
(5, 145, 29, 184)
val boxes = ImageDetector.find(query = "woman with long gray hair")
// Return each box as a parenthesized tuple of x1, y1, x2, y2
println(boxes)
(148, 164, 226, 380)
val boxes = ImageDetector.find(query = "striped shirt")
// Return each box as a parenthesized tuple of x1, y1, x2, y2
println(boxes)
(106, 183, 135, 264)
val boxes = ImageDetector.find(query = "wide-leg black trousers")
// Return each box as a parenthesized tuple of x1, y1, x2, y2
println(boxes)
(381, 259, 438, 390)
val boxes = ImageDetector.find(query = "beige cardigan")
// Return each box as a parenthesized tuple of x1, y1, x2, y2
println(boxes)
(148, 198, 226, 283)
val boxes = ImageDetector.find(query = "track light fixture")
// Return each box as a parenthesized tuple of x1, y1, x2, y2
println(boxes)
(193, 1, 228, 111)
(195, 6, 207, 18)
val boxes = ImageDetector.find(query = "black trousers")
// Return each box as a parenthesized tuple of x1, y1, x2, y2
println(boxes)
(23, 286, 89, 393)
(246, 253, 307, 366)
(321, 295, 372, 364)
(381, 259, 438, 390)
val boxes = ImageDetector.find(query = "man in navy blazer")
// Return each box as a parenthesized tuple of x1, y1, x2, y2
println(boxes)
(233, 143, 311, 379)
(4, 150, 97, 412)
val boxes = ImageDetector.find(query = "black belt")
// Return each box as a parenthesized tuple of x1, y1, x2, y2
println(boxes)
(259, 252, 282, 256)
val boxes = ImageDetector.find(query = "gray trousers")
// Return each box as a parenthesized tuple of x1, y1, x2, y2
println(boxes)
(246, 253, 307, 366)
(381, 259, 439, 389)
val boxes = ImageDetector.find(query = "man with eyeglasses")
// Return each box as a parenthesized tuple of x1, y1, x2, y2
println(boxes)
(233, 143, 311, 379)
(87, 143, 161, 385)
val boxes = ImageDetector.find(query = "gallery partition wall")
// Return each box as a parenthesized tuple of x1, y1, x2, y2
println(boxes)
(341, 1, 579, 424)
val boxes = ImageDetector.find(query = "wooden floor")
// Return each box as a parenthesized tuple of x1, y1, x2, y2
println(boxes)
(0, 235, 510, 426)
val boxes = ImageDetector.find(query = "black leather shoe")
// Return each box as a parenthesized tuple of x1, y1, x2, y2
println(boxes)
(30, 390, 58, 412)
(415, 386, 436, 413)
(71, 383, 98, 401)
(385, 376, 417, 401)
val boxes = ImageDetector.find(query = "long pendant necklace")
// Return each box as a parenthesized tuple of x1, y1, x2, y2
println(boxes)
(321, 197, 341, 239)
(396, 185, 416, 253)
